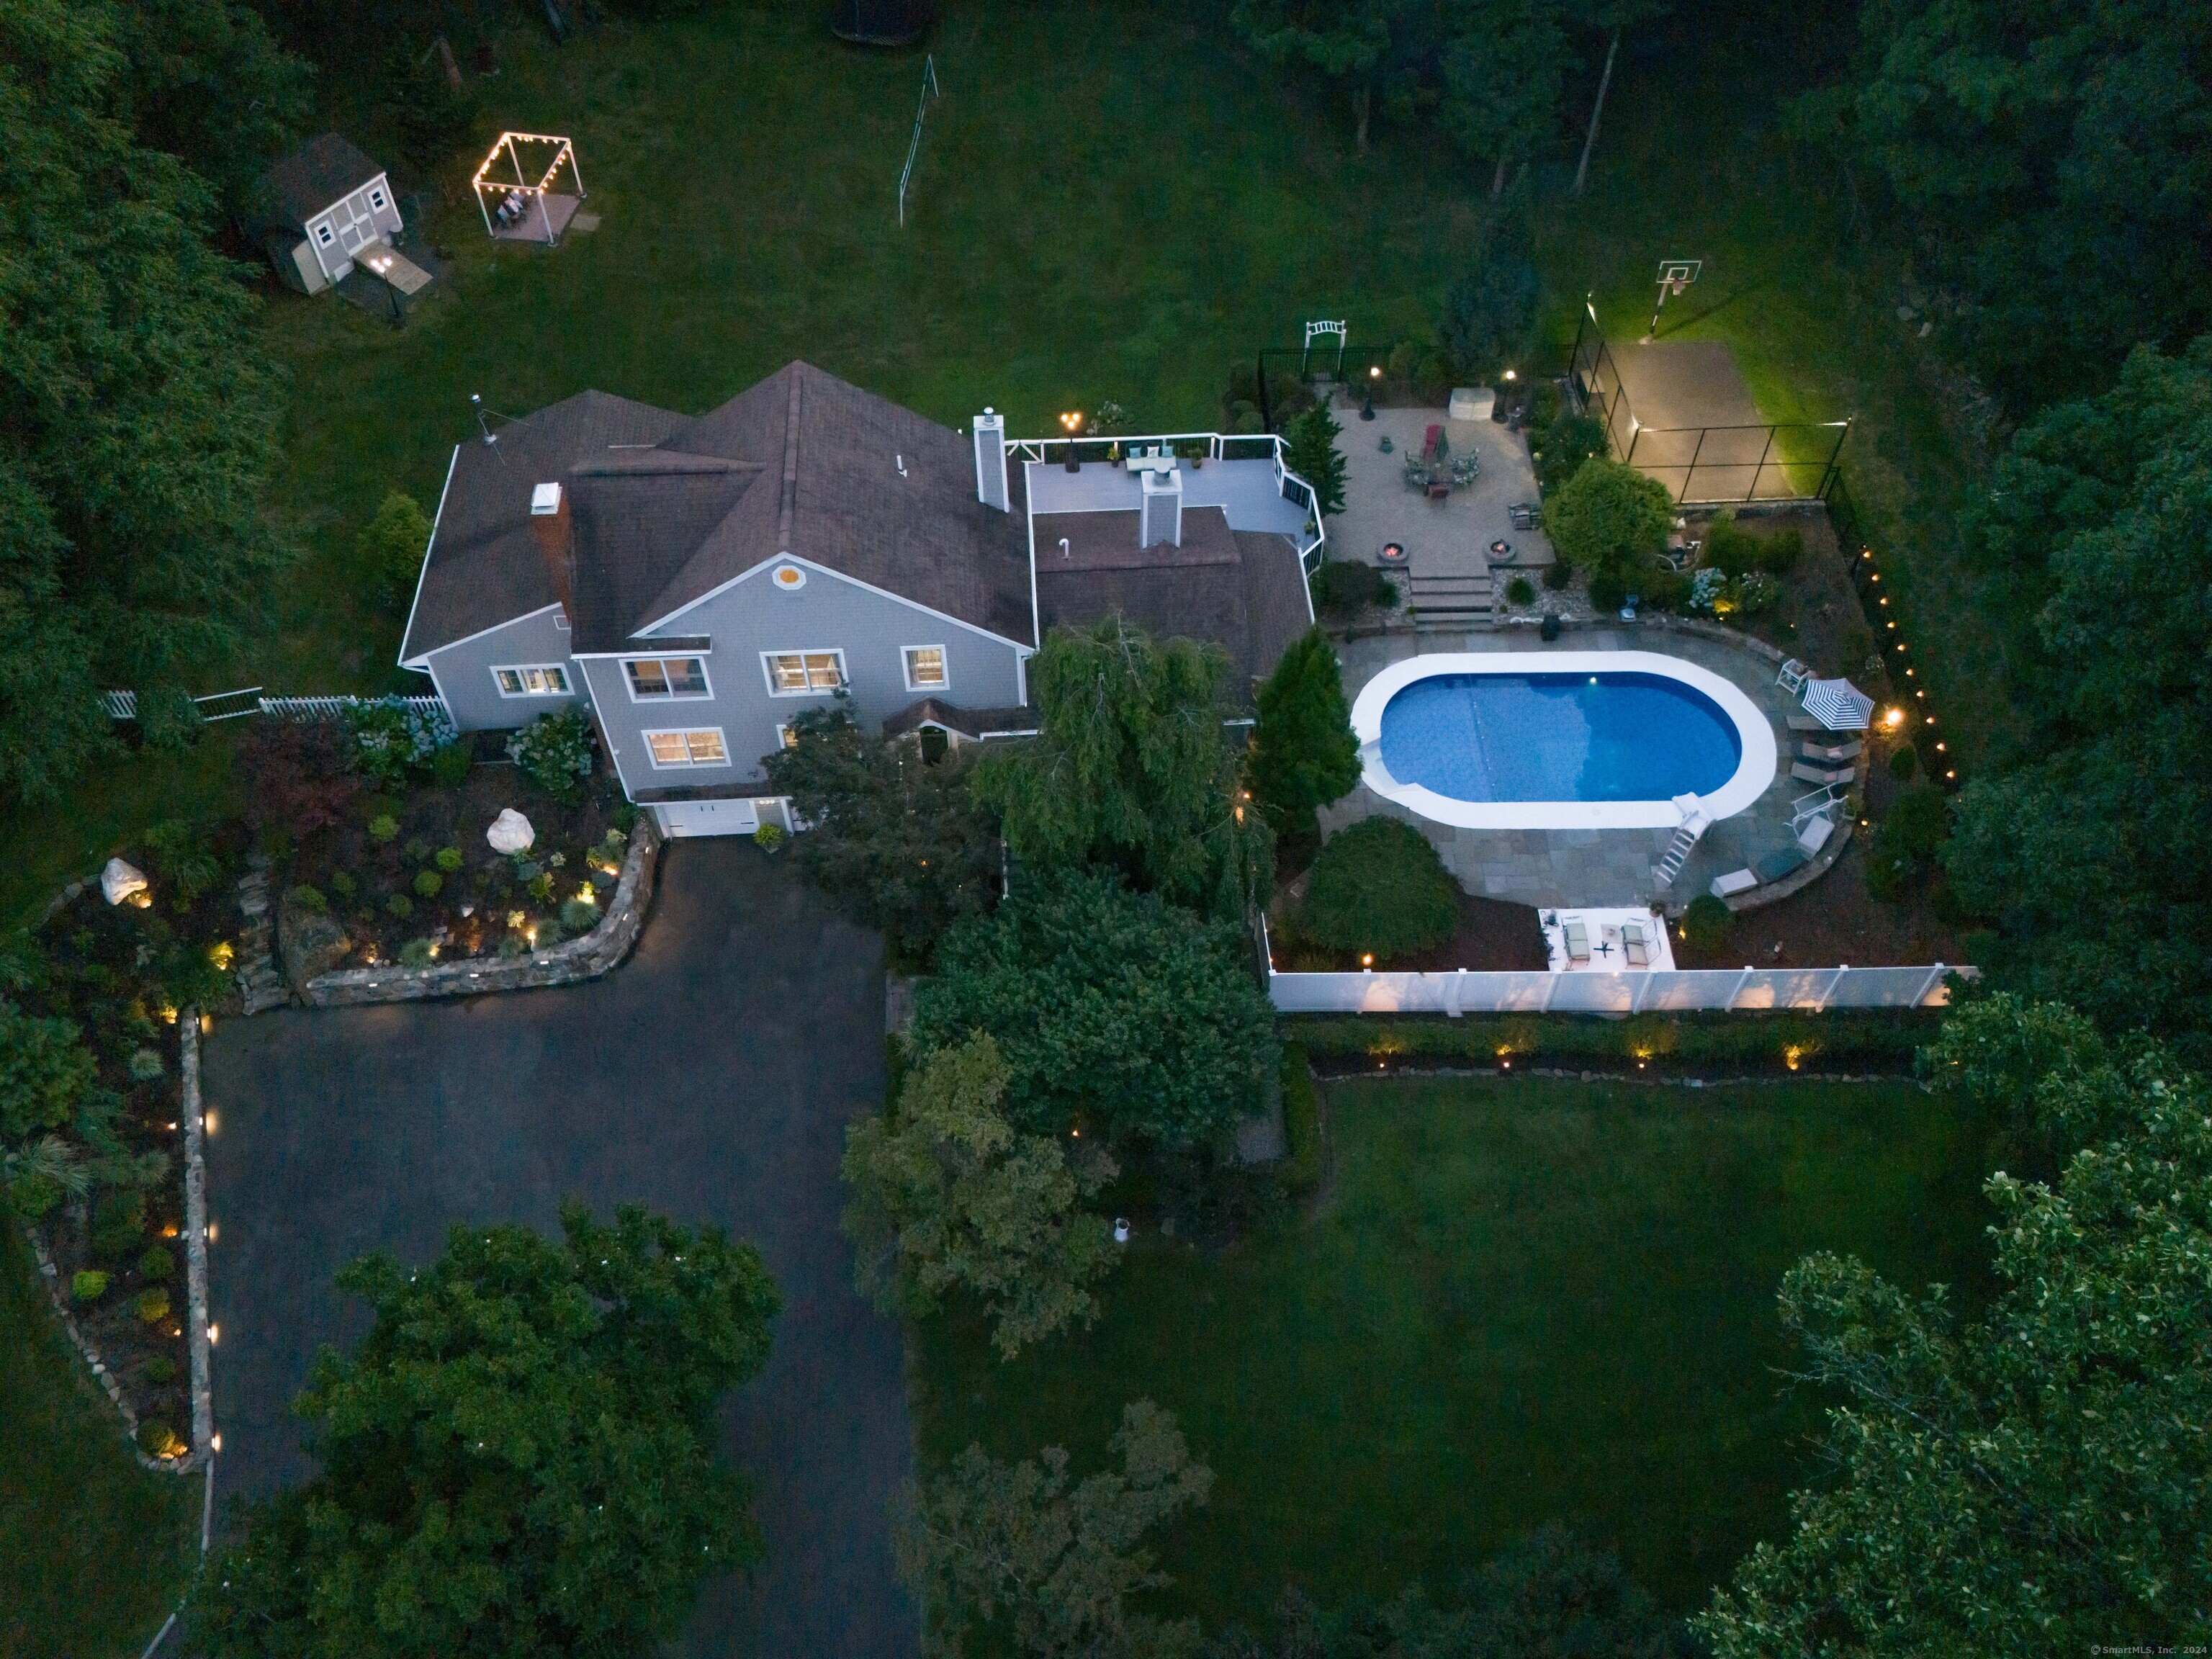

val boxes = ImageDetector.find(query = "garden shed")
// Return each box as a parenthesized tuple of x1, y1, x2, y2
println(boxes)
(253, 133, 403, 295)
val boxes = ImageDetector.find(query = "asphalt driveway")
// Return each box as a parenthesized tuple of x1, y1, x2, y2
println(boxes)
(200, 840, 914, 1657)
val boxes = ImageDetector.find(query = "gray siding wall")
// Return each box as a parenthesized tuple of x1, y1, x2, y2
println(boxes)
(422, 607, 585, 732)
(585, 565, 1027, 798)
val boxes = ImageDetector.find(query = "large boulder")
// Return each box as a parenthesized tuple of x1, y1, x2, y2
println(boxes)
(487, 808, 535, 854)
(102, 858, 149, 906)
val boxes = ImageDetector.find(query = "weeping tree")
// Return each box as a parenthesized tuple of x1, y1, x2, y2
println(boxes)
(971, 617, 1272, 921)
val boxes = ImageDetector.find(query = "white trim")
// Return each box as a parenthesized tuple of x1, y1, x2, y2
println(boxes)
(397, 445, 464, 668)
(760, 649, 848, 697)
(902, 644, 950, 693)
(642, 552, 1034, 655)
(774, 722, 800, 750)
(406, 601, 567, 671)
(621, 654, 714, 702)
(1348, 650, 1779, 830)
(641, 727, 732, 769)
(491, 663, 572, 697)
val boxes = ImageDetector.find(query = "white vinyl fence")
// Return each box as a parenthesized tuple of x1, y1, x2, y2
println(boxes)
(1267, 963, 1971, 1017)
(255, 695, 449, 723)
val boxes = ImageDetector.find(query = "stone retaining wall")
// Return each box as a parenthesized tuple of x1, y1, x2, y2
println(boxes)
(300, 815, 662, 1007)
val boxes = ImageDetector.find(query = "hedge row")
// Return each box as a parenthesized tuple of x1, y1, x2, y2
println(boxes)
(1287, 1010, 1943, 1071)
(1280, 1043, 1323, 1194)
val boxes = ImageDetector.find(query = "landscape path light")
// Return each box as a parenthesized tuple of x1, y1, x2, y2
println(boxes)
(1362, 364, 1380, 421)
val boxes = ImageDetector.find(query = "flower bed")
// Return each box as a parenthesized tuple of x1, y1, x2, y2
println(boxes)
(7, 824, 248, 1465)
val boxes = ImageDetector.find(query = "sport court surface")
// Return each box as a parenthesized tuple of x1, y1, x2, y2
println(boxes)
(200, 842, 913, 1658)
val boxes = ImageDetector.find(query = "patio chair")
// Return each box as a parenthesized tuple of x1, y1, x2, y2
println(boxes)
(1623, 921, 1650, 967)
(1710, 868, 1758, 899)
(1509, 502, 1540, 530)
(1796, 814, 1835, 856)
(1776, 658, 1809, 694)
(1563, 919, 1591, 962)
(1799, 738, 1863, 764)
(1791, 761, 1855, 786)
(1426, 477, 1452, 501)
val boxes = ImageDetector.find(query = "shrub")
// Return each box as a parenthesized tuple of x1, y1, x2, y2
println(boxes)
(348, 698, 459, 787)
(1758, 526, 1803, 572)
(9, 1172, 63, 1221)
(284, 884, 328, 914)
(367, 814, 400, 843)
(398, 938, 436, 968)
(1701, 513, 1759, 577)
(559, 897, 598, 931)
(1531, 413, 1608, 495)
(138, 1245, 175, 1282)
(357, 490, 433, 605)
(1734, 571, 1780, 615)
(1303, 817, 1461, 961)
(92, 1190, 147, 1258)
(1285, 403, 1347, 518)
(506, 709, 595, 800)
(386, 894, 414, 920)
(435, 846, 464, 873)
(400, 837, 430, 865)
(526, 872, 554, 903)
(135, 1287, 171, 1323)
(1889, 743, 1920, 780)
(142, 820, 220, 905)
(1588, 566, 1629, 613)
(1868, 784, 1951, 902)
(72, 1269, 109, 1303)
(497, 933, 529, 959)
(1682, 893, 1735, 954)
(753, 822, 786, 854)
(143, 1354, 177, 1385)
(1313, 559, 1395, 616)
(1505, 575, 1536, 606)
(1280, 1043, 1323, 1195)
(128, 1047, 164, 1081)
(413, 869, 443, 899)
(430, 742, 473, 788)
(1641, 569, 1692, 611)
(329, 871, 358, 899)
(235, 719, 360, 850)
(137, 1420, 185, 1459)
(1541, 557, 1573, 590)
(1547, 458, 1673, 577)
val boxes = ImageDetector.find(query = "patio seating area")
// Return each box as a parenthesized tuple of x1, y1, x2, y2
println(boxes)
(1542, 906, 1676, 972)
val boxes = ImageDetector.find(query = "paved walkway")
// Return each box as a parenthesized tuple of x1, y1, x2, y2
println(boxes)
(1325, 626, 1820, 909)
(201, 842, 914, 1658)
(1328, 400, 1553, 580)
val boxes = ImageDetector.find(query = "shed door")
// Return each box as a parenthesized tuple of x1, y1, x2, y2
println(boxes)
(334, 192, 375, 254)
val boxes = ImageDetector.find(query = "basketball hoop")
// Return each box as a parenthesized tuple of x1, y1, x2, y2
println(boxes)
(1646, 259, 1702, 341)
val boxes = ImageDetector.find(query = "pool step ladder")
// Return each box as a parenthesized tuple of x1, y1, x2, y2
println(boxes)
(1652, 805, 1712, 890)
(1407, 569, 1494, 629)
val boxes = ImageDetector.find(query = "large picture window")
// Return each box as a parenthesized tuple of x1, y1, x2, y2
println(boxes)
(493, 664, 570, 697)
(763, 651, 846, 696)
(644, 729, 729, 768)
(624, 656, 711, 699)
(903, 645, 949, 691)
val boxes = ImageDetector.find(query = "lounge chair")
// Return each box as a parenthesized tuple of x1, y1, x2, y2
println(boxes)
(1563, 919, 1591, 962)
(1777, 658, 1809, 694)
(1791, 761, 1854, 786)
(1786, 714, 1831, 732)
(1799, 739, 1863, 763)
(1710, 868, 1758, 899)
(1622, 922, 1650, 967)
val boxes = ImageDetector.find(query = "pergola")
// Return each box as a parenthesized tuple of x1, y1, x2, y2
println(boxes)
(472, 132, 586, 246)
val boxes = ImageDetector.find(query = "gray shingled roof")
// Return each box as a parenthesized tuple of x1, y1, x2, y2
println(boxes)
(256, 134, 386, 233)
(403, 363, 1036, 661)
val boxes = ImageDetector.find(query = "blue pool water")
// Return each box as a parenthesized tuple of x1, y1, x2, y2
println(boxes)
(1378, 671, 1742, 803)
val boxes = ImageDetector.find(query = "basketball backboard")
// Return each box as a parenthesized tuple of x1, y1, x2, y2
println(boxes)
(1658, 259, 1701, 294)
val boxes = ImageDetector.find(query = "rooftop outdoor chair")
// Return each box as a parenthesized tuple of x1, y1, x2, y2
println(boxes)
(1791, 761, 1854, 786)
(1800, 739, 1863, 764)
(1563, 919, 1591, 962)
(1623, 922, 1650, 967)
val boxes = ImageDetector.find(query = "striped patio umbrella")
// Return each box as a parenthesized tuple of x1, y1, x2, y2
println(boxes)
(1801, 677, 1875, 730)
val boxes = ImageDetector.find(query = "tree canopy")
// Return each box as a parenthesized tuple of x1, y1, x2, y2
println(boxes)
(971, 618, 1272, 921)
(1246, 629, 1359, 835)
(0, 0, 291, 801)
(1285, 403, 1347, 519)
(197, 1203, 781, 1658)
(1943, 337, 2212, 1047)
(896, 1401, 1213, 1659)
(909, 868, 1277, 1149)
(1699, 996, 2212, 1655)
(1300, 816, 1461, 961)
(1544, 457, 1673, 578)
(842, 1034, 1119, 1358)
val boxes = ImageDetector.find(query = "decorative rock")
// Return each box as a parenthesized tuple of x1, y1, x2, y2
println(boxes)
(102, 858, 149, 906)
(487, 809, 535, 854)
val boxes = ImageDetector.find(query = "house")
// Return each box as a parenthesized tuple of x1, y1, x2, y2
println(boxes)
(398, 362, 1321, 837)
(251, 134, 403, 295)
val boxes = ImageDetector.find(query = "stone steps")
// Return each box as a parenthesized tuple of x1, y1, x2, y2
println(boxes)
(234, 867, 292, 1013)
(1406, 570, 1495, 629)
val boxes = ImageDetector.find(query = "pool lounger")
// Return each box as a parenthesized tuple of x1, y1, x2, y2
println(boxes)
(1710, 868, 1758, 899)
(1786, 714, 1834, 732)
(1622, 922, 1651, 967)
(1799, 739, 1863, 763)
(1563, 919, 1591, 962)
(1791, 761, 1856, 786)
(1755, 847, 1809, 884)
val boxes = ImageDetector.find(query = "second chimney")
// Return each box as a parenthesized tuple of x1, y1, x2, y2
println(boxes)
(974, 408, 1009, 511)
(530, 481, 573, 618)
(1141, 464, 1182, 549)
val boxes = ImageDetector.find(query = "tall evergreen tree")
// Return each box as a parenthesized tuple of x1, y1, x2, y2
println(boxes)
(1285, 403, 1346, 519)
(1246, 628, 1359, 836)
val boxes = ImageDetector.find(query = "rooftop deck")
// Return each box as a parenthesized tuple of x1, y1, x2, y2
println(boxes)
(1022, 455, 1310, 540)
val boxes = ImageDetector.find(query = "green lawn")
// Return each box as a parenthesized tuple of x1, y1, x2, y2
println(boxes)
(913, 1075, 1995, 1622)
(0, 1225, 202, 1658)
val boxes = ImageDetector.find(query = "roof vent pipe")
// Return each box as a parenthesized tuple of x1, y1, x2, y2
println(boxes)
(974, 408, 1008, 511)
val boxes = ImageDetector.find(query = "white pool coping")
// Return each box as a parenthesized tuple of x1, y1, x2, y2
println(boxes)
(1349, 650, 1779, 830)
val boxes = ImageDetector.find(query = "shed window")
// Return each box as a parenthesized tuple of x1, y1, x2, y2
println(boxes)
(624, 656, 710, 699)
(370, 186, 387, 210)
(763, 651, 845, 695)
(315, 223, 333, 246)
(493, 665, 569, 697)
(644, 729, 729, 768)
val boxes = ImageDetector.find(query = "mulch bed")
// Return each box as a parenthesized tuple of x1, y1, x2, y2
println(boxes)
(1676, 837, 1966, 970)
(284, 759, 633, 970)
(1691, 503, 1887, 688)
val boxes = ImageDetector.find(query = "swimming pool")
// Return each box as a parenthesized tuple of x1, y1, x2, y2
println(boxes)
(1350, 651, 1778, 830)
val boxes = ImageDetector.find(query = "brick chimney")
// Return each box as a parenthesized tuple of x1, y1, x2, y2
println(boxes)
(530, 481, 572, 617)
(974, 408, 1009, 511)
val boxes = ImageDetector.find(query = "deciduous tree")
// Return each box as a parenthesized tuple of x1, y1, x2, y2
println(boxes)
(897, 1401, 1213, 1659)
(197, 1203, 781, 1658)
(843, 1034, 1118, 1358)
(1231, 0, 1398, 153)
(1545, 457, 1671, 580)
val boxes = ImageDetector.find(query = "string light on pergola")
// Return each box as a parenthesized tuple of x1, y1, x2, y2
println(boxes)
(472, 132, 587, 245)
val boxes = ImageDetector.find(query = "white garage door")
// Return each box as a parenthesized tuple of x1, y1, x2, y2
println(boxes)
(654, 798, 761, 838)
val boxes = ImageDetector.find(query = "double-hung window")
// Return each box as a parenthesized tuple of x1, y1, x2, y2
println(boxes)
(763, 651, 845, 695)
(624, 656, 711, 699)
(644, 729, 729, 768)
(493, 664, 570, 697)
(903, 645, 949, 691)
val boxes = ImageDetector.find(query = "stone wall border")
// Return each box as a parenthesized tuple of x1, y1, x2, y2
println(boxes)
(298, 814, 662, 1007)
(181, 1013, 214, 1470)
